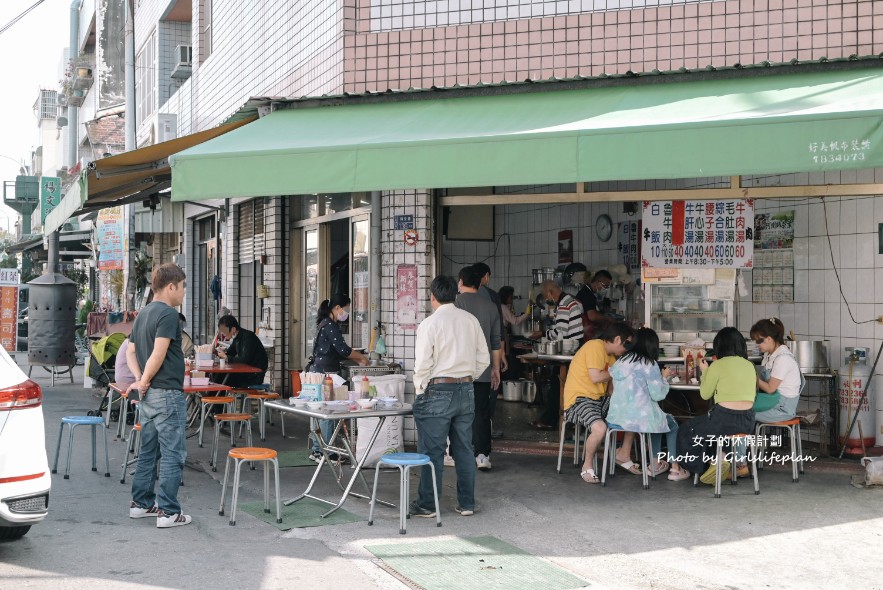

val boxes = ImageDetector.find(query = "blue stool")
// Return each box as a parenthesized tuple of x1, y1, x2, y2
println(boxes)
(368, 453, 441, 534)
(52, 416, 110, 479)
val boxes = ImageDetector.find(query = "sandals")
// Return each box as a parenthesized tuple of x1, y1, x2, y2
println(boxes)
(580, 469, 600, 484)
(615, 460, 642, 475)
(668, 468, 691, 481)
(647, 460, 670, 477)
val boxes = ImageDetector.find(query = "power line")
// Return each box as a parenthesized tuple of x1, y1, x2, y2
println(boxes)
(0, 0, 47, 36)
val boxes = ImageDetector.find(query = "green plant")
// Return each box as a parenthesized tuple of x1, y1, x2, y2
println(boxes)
(76, 299, 93, 338)
(133, 250, 153, 300)
(58, 54, 93, 97)
(109, 269, 124, 306)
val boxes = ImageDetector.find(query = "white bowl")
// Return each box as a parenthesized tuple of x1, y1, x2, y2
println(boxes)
(357, 399, 376, 410)
(289, 397, 309, 407)
(190, 377, 210, 386)
(305, 401, 324, 410)
(378, 397, 398, 404)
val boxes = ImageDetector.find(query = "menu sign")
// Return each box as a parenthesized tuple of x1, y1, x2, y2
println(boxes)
(395, 264, 418, 331)
(753, 211, 795, 302)
(642, 199, 754, 268)
(97, 206, 125, 270)
(0, 285, 17, 352)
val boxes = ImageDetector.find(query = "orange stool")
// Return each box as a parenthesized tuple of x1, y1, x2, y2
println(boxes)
(755, 418, 804, 482)
(120, 423, 142, 485)
(219, 447, 282, 526)
(240, 392, 284, 441)
(198, 395, 235, 447)
(115, 391, 140, 441)
(210, 413, 253, 472)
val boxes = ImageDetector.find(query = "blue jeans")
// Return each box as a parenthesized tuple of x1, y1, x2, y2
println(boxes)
(310, 419, 337, 453)
(131, 388, 187, 515)
(413, 383, 476, 511)
(650, 415, 680, 463)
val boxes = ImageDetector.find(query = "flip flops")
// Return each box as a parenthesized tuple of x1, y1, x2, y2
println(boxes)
(668, 468, 691, 481)
(580, 469, 600, 484)
(615, 460, 642, 475)
(647, 460, 670, 477)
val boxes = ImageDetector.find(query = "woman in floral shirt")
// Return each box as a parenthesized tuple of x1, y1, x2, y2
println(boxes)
(606, 328, 691, 481)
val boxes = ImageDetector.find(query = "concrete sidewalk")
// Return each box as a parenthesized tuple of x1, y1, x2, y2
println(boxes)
(3, 360, 881, 590)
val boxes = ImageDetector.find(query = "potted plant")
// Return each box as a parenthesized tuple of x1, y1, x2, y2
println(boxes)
(59, 54, 94, 105)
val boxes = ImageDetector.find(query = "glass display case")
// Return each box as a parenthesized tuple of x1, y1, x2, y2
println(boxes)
(644, 284, 734, 335)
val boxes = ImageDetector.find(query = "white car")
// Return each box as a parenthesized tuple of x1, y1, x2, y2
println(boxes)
(0, 346, 50, 540)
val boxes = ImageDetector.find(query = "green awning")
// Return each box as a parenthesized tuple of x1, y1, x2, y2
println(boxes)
(170, 68, 883, 201)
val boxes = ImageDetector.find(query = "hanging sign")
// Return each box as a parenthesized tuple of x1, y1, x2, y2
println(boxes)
(395, 264, 418, 330)
(0, 269, 20, 286)
(403, 229, 419, 246)
(40, 176, 62, 225)
(97, 206, 125, 270)
(0, 285, 18, 352)
(618, 221, 641, 273)
(641, 199, 754, 268)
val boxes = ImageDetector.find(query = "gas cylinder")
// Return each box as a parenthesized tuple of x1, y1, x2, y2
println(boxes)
(838, 348, 876, 450)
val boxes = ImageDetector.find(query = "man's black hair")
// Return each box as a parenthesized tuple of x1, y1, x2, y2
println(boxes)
(430, 276, 458, 304)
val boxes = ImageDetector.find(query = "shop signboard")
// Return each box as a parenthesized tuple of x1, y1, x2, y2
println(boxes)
(641, 199, 754, 268)
(395, 264, 418, 331)
(0, 269, 20, 286)
(97, 206, 125, 270)
(0, 284, 17, 352)
(40, 176, 62, 225)
(618, 221, 641, 273)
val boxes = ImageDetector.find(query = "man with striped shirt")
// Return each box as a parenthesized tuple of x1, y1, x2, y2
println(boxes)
(529, 280, 584, 430)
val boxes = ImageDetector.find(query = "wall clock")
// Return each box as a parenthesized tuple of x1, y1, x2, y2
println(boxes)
(596, 214, 613, 242)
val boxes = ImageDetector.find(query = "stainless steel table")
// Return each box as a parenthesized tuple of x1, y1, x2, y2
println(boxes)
(264, 400, 412, 518)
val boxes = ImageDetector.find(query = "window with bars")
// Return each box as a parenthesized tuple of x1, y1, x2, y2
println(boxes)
(36, 90, 58, 120)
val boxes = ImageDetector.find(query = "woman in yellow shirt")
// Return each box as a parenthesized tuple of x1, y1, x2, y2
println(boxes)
(676, 327, 756, 484)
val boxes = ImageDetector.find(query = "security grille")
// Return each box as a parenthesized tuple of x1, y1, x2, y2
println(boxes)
(38, 90, 58, 120)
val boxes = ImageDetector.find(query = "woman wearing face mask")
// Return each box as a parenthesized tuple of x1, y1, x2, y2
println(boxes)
(306, 293, 367, 461)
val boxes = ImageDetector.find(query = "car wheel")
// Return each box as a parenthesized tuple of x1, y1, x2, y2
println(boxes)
(0, 525, 31, 540)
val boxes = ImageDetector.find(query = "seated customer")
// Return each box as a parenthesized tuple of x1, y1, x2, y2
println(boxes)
(605, 328, 690, 481)
(676, 327, 756, 484)
(216, 315, 268, 388)
(562, 322, 633, 484)
(114, 338, 136, 390)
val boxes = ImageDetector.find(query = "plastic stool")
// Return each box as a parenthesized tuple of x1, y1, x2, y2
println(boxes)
(219, 447, 282, 526)
(210, 414, 253, 472)
(693, 433, 759, 498)
(198, 396, 235, 447)
(368, 453, 441, 534)
(556, 417, 585, 473)
(52, 416, 110, 479)
(239, 392, 283, 441)
(755, 418, 804, 482)
(601, 426, 654, 489)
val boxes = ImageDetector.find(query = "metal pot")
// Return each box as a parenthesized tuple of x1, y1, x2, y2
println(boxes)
(502, 381, 522, 402)
(536, 340, 562, 355)
(542, 267, 555, 282)
(521, 379, 537, 403)
(787, 340, 829, 373)
(532, 269, 544, 284)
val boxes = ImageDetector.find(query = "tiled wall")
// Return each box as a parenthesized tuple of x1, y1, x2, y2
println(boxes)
(344, 0, 882, 92)
(380, 189, 435, 442)
(366, 0, 718, 31)
(158, 21, 192, 107)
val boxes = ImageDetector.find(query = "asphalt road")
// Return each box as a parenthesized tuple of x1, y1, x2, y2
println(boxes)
(2, 360, 881, 590)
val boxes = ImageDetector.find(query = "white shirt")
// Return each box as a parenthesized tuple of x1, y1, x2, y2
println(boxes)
(763, 345, 802, 398)
(413, 303, 490, 394)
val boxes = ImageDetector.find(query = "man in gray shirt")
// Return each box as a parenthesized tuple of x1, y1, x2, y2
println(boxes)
(456, 265, 501, 471)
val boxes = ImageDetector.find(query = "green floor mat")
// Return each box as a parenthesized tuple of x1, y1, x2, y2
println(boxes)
(276, 449, 316, 467)
(366, 535, 588, 590)
(238, 497, 364, 530)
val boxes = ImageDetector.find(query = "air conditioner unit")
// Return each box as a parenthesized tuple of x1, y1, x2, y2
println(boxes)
(171, 45, 192, 80)
(155, 113, 177, 143)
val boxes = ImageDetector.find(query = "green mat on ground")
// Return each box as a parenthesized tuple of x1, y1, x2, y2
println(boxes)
(276, 449, 316, 467)
(366, 535, 588, 590)
(238, 497, 364, 530)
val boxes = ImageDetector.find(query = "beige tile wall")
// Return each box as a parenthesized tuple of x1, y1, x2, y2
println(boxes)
(344, 0, 883, 93)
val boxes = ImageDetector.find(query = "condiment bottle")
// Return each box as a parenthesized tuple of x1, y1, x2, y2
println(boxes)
(323, 374, 333, 401)
(685, 350, 694, 382)
(360, 375, 370, 398)
(695, 352, 704, 379)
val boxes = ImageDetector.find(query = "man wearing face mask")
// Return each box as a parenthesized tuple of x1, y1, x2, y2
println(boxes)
(578, 270, 613, 340)
(216, 315, 268, 388)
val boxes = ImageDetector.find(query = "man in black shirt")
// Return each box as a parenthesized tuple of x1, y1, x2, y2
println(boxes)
(126, 263, 191, 528)
(217, 315, 269, 387)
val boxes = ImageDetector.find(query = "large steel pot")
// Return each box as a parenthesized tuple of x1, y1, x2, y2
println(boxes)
(521, 379, 537, 403)
(787, 340, 829, 373)
(502, 381, 522, 402)
(535, 340, 562, 355)
(532, 269, 544, 284)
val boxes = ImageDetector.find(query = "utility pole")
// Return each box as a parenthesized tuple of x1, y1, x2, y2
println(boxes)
(123, 0, 136, 310)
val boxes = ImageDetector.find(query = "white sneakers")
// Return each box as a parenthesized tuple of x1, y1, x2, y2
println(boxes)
(443, 453, 455, 467)
(476, 454, 492, 471)
(130, 502, 191, 528)
(156, 512, 192, 528)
